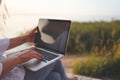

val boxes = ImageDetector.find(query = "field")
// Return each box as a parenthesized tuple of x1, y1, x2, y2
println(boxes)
(65, 20, 120, 79)
(62, 54, 120, 80)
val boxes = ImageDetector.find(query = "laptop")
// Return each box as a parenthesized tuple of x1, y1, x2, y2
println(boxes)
(8, 18, 71, 71)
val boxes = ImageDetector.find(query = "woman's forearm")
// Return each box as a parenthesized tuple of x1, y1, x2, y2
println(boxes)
(0, 56, 20, 78)
(7, 27, 36, 50)
(7, 35, 27, 50)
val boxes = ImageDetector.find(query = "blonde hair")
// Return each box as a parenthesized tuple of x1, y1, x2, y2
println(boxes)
(0, 0, 8, 37)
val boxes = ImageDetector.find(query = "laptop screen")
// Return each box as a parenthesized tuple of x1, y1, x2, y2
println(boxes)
(35, 18, 71, 55)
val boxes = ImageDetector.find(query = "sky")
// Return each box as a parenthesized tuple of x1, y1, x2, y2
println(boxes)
(1, 0, 120, 37)
(5, 0, 120, 18)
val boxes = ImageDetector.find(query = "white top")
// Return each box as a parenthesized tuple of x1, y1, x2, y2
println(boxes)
(0, 38, 25, 80)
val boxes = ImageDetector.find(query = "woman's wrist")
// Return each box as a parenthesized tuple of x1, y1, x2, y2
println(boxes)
(11, 56, 22, 64)
(24, 33, 35, 43)
(23, 35, 29, 42)
(21, 34, 30, 43)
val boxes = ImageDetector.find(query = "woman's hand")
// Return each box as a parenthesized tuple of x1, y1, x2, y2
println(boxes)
(0, 50, 43, 77)
(16, 50, 43, 64)
(25, 27, 38, 43)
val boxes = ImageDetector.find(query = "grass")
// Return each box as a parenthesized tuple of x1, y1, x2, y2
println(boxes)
(72, 52, 120, 79)
(73, 55, 106, 77)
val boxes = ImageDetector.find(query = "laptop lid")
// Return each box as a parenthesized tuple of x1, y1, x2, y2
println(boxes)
(34, 18, 71, 55)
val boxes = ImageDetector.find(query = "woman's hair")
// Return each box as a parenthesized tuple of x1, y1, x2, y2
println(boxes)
(0, 0, 8, 37)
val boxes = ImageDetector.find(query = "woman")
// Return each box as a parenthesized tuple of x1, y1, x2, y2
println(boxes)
(0, 0, 78, 80)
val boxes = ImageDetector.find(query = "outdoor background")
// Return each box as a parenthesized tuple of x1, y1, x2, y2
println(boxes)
(0, 0, 120, 80)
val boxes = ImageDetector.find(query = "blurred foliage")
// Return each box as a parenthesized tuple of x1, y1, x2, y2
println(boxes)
(70, 20, 120, 78)
(73, 55, 108, 78)
(67, 20, 120, 54)
(73, 48, 120, 79)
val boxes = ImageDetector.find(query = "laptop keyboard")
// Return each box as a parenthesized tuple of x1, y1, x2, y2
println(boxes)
(29, 48, 58, 61)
